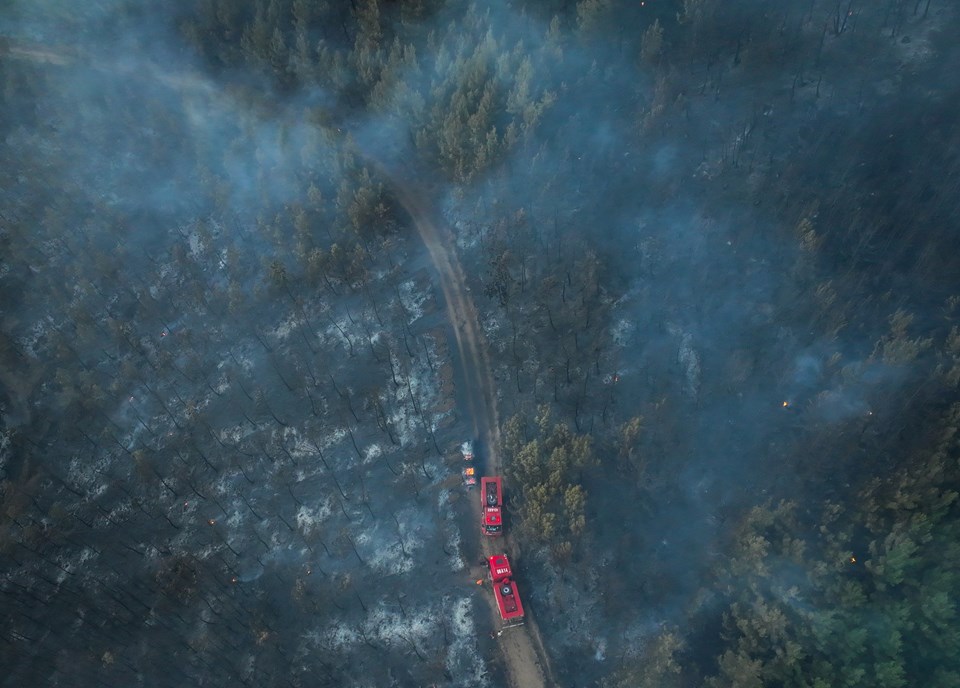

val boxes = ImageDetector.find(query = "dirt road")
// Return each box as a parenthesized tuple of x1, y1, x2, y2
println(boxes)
(384, 176, 556, 688)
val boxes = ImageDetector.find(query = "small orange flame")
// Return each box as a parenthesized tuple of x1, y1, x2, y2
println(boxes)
(782, 401, 790, 408)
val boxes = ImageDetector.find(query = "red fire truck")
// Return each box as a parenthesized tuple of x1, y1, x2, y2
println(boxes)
(487, 554, 524, 624)
(480, 477, 503, 536)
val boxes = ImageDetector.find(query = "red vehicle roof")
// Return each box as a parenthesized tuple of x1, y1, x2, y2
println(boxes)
(481, 477, 501, 506)
(488, 554, 513, 582)
(492, 578, 524, 621)
(481, 477, 503, 534)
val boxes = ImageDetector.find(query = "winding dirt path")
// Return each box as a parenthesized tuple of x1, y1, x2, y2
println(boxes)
(383, 175, 556, 688)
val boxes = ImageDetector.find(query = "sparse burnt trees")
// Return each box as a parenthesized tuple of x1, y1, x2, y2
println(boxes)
(500, 220, 611, 429)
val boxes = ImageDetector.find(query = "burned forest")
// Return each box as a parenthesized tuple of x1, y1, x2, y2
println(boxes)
(2, 1, 960, 687)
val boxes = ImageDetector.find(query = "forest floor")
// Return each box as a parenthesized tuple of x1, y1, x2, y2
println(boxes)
(4, 34, 556, 688)
(385, 175, 555, 688)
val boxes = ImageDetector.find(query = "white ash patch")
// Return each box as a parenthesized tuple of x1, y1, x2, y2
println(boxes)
(366, 600, 434, 647)
(147, 263, 176, 299)
(226, 504, 246, 530)
(453, 220, 484, 251)
(611, 318, 635, 347)
(266, 527, 289, 549)
(67, 452, 112, 494)
(322, 427, 347, 448)
(393, 504, 435, 557)
(894, 7, 945, 67)
(194, 543, 220, 562)
(385, 345, 444, 449)
(594, 637, 607, 661)
(240, 654, 256, 683)
(421, 456, 446, 488)
(388, 395, 417, 449)
(678, 333, 701, 399)
(314, 621, 360, 651)
(219, 422, 255, 445)
(287, 427, 347, 459)
(188, 230, 205, 259)
(107, 499, 134, 526)
(281, 425, 301, 445)
(18, 315, 55, 357)
(77, 547, 99, 566)
(398, 278, 428, 324)
(431, 405, 455, 430)
(288, 432, 324, 461)
(613, 287, 640, 308)
(443, 196, 487, 250)
(144, 543, 166, 560)
(363, 443, 383, 464)
(211, 472, 235, 499)
(269, 312, 300, 341)
(234, 355, 255, 372)
(54, 562, 70, 584)
(480, 312, 504, 346)
(356, 526, 413, 575)
(0, 430, 11, 475)
(667, 324, 701, 399)
(445, 596, 489, 686)
(296, 500, 333, 537)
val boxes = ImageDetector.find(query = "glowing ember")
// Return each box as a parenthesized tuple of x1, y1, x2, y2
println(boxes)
(850, 556, 856, 563)
(475, 579, 483, 585)
(782, 401, 790, 408)
(207, 519, 216, 526)
(231, 576, 238, 584)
